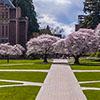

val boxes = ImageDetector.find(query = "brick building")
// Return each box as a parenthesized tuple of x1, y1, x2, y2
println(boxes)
(0, 0, 28, 46)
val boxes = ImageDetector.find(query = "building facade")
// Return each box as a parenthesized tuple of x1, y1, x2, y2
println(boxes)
(0, 0, 28, 46)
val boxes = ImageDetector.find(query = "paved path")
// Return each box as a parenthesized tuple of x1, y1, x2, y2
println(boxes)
(73, 70, 100, 72)
(0, 84, 42, 88)
(82, 87, 100, 90)
(79, 80, 100, 84)
(0, 69, 49, 72)
(0, 79, 42, 88)
(36, 59, 87, 100)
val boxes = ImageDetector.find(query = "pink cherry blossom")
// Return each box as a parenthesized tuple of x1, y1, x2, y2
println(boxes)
(53, 39, 67, 54)
(65, 29, 98, 64)
(26, 35, 59, 63)
(0, 43, 24, 63)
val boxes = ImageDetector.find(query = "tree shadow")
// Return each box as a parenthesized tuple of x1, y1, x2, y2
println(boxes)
(70, 59, 100, 66)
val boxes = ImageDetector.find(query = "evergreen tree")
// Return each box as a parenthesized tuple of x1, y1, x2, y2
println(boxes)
(80, 0, 100, 29)
(39, 25, 52, 35)
(12, 0, 39, 39)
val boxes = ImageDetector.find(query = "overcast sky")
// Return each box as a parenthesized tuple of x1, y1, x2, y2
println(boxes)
(33, 0, 84, 36)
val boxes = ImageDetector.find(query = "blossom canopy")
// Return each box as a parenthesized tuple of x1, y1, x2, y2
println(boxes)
(26, 34, 59, 56)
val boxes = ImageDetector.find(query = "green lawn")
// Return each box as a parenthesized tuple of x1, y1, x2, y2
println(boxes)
(0, 86, 40, 100)
(0, 60, 51, 69)
(0, 64, 51, 69)
(0, 60, 41, 64)
(75, 72, 100, 81)
(83, 90, 100, 100)
(71, 64, 100, 70)
(0, 59, 51, 100)
(0, 81, 21, 85)
(71, 58, 100, 70)
(0, 72, 47, 83)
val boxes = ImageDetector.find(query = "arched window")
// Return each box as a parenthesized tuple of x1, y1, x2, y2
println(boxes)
(2, 12, 4, 19)
(6, 12, 8, 18)
(2, 25, 4, 37)
(5, 25, 8, 36)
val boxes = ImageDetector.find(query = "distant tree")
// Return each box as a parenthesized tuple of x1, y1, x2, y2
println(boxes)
(79, 15, 93, 28)
(39, 25, 52, 36)
(26, 35, 59, 63)
(12, 0, 39, 38)
(0, 43, 25, 63)
(51, 26, 64, 34)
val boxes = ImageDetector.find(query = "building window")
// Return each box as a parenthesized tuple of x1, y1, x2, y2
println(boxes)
(2, 12, 4, 19)
(5, 25, 8, 36)
(2, 25, 4, 37)
(6, 12, 8, 18)
(0, 13, 2, 19)
(0, 25, 1, 36)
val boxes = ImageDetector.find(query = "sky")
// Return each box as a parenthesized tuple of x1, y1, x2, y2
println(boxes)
(33, 0, 84, 36)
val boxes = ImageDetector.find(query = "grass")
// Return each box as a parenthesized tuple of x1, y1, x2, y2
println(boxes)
(0, 59, 51, 100)
(0, 60, 40, 64)
(83, 90, 100, 100)
(71, 65, 100, 70)
(75, 72, 100, 81)
(0, 60, 51, 69)
(80, 58, 100, 65)
(71, 58, 100, 70)
(0, 72, 47, 83)
(0, 64, 51, 69)
(0, 81, 21, 85)
(0, 86, 40, 100)
(80, 82, 100, 88)
(0, 59, 52, 64)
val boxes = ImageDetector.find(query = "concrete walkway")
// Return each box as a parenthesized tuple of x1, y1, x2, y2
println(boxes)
(73, 70, 100, 72)
(0, 69, 49, 72)
(36, 59, 87, 100)
(79, 80, 100, 84)
(82, 87, 100, 90)
(0, 79, 42, 88)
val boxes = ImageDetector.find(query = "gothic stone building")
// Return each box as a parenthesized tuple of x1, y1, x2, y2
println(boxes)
(0, 0, 28, 46)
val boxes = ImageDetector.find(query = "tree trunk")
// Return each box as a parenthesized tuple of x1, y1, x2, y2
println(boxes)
(74, 57, 80, 64)
(43, 54, 48, 63)
(7, 55, 10, 63)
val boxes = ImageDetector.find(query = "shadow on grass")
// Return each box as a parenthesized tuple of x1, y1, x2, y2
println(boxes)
(70, 59, 100, 66)
(34, 61, 52, 65)
(72, 63, 100, 66)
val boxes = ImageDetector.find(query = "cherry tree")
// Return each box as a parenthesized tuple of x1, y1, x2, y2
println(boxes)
(95, 24, 100, 36)
(53, 39, 66, 54)
(9, 44, 25, 56)
(26, 34, 59, 63)
(0, 43, 12, 63)
(78, 28, 94, 35)
(65, 29, 98, 64)
(53, 39, 67, 58)
(0, 43, 25, 63)
(95, 24, 100, 46)
(94, 24, 100, 56)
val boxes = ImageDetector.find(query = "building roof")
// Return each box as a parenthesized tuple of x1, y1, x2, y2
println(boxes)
(0, 0, 15, 8)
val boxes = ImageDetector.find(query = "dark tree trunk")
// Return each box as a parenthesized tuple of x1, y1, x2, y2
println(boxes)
(43, 54, 48, 63)
(74, 57, 80, 64)
(7, 55, 10, 63)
